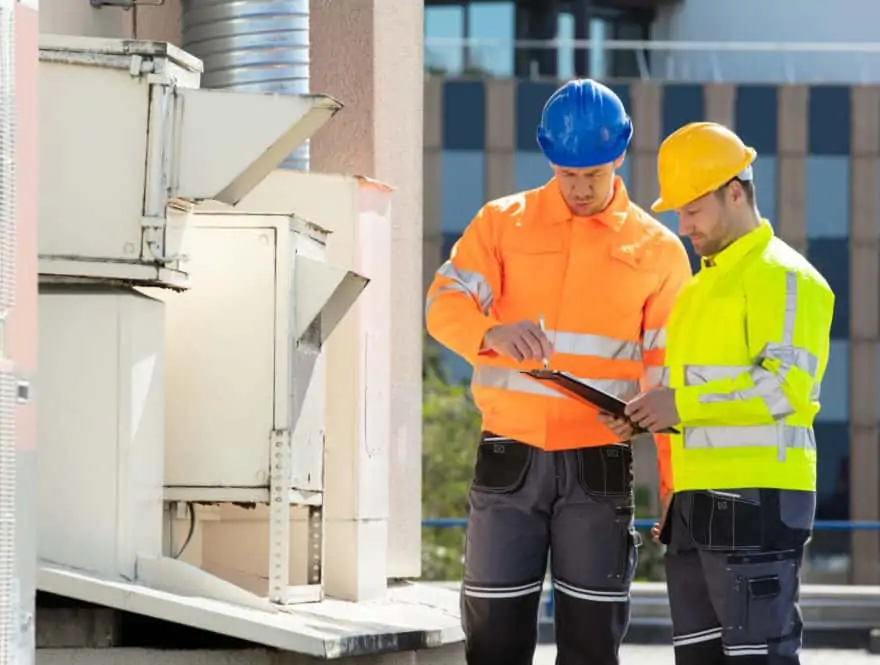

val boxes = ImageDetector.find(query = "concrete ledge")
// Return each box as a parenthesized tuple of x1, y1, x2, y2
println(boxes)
(36, 646, 466, 665)
(37, 608, 118, 648)
(39, 565, 464, 660)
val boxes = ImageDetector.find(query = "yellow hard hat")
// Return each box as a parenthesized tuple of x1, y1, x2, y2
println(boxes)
(651, 122, 757, 213)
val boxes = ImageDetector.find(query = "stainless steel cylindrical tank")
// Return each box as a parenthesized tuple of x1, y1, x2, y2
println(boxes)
(182, 0, 310, 171)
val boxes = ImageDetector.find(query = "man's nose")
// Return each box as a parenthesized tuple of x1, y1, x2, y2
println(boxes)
(676, 215, 690, 235)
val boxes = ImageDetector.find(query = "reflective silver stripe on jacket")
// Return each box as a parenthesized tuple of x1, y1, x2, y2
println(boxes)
(644, 365, 666, 388)
(759, 271, 819, 377)
(673, 272, 821, 459)
(640, 327, 666, 387)
(656, 366, 672, 387)
(472, 366, 641, 401)
(665, 363, 818, 459)
(684, 271, 817, 417)
(426, 262, 494, 314)
(427, 264, 644, 362)
(687, 364, 794, 418)
(684, 424, 815, 453)
(642, 327, 666, 352)
(550, 331, 641, 362)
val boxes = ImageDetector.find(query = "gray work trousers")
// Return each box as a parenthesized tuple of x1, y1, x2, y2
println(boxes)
(663, 489, 816, 665)
(461, 432, 637, 665)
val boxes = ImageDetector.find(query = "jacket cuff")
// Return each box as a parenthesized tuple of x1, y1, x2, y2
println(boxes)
(470, 316, 502, 362)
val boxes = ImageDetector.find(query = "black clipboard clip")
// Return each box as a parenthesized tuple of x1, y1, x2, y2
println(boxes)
(521, 369, 680, 435)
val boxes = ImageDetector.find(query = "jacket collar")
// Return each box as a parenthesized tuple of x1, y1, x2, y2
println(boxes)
(540, 175, 630, 232)
(702, 219, 773, 270)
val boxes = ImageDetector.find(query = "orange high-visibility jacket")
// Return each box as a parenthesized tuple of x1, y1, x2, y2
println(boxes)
(425, 177, 692, 498)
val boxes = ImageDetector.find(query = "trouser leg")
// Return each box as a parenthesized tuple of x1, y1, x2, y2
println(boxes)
(461, 434, 552, 665)
(701, 549, 805, 665)
(550, 444, 636, 665)
(665, 548, 725, 665)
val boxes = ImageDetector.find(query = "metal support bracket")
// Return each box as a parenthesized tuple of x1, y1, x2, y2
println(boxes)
(140, 216, 188, 265)
(268, 429, 291, 604)
(307, 505, 323, 586)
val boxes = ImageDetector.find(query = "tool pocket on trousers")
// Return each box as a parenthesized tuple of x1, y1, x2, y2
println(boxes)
(471, 434, 533, 494)
(689, 490, 763, 551)
(612, 507, 639, 583)
(576, 444, 633, 498)
(725, 554, 801, 644)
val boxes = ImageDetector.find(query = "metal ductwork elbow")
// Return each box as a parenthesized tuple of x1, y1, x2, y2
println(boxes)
(181, 0, 311, 171)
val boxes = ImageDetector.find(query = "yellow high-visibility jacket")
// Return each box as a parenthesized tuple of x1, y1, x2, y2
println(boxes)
(663, 219, 835, 493)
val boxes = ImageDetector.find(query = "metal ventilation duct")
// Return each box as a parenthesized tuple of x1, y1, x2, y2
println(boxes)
(182, 0, 310, 171)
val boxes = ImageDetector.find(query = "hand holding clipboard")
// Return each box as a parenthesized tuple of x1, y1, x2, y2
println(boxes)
(520, 369, 680, 435)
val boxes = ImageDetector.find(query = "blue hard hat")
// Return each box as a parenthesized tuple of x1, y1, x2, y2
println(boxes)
(536, 79, 634, 168)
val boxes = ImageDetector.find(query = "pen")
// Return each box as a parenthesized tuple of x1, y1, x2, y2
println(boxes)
(538, 314, 549, 369)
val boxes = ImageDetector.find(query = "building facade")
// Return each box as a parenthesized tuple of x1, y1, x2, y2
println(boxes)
(425, 0, 656, 80)
(425, 0, 880, 84)
(423, 78, 880, 583)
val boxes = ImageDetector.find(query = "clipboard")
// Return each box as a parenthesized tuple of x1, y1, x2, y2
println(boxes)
(521, 369, 680, 435)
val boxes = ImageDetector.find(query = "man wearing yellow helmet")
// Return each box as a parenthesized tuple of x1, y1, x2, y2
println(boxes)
(601, 122, 835, 664)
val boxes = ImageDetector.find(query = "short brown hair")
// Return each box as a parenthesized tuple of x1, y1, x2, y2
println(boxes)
(715, 177, 756, 208)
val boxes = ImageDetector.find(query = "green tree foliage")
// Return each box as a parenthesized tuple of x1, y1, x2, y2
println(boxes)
(420, 338, 666, 582)
(421, 338, 479, 581)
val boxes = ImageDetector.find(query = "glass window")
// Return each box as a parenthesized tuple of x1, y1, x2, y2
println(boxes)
(817, 340, 850, 422)
(806, 156, 850, 239)
(515, 151, 553, 192)
(611, 19, 647, 78)
(467, 2, 515, 77)
(441, 151, 486, 233)
(558, 11, 608, 80)
(557, 11, 574, 80)
(589, 18, 608, 79)
(425, 5, 465, 76)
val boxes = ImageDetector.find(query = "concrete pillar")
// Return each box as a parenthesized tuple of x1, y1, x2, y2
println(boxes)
(10, 1, 40, 663)
(484, 80, 516, 202)
(628, 82, 662, 211)
(38, 0, 131, 38)
(423, 78, 443, 292)
(775, 85, 808, 256)
(309, 0, 424, 598)
(38, 0, 179, 42)
(131, 0, 181, 43)
(702, 83, 735, 128)
(849, 85, 880, 585)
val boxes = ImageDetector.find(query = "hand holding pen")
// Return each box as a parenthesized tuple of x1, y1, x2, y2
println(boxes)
(538, 314, 550, 369)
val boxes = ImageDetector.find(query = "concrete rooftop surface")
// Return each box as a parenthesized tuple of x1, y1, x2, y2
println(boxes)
(534, 645, 880, 664)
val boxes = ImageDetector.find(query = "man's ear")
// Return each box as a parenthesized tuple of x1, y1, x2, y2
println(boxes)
(730, 180, 748, 207)
(614, 152, 626, 169)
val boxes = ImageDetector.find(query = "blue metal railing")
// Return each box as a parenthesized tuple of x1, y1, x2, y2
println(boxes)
(423, 518, 880, 531)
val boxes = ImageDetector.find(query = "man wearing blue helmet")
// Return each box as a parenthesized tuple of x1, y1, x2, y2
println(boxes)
(426, 79, 692, 664)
